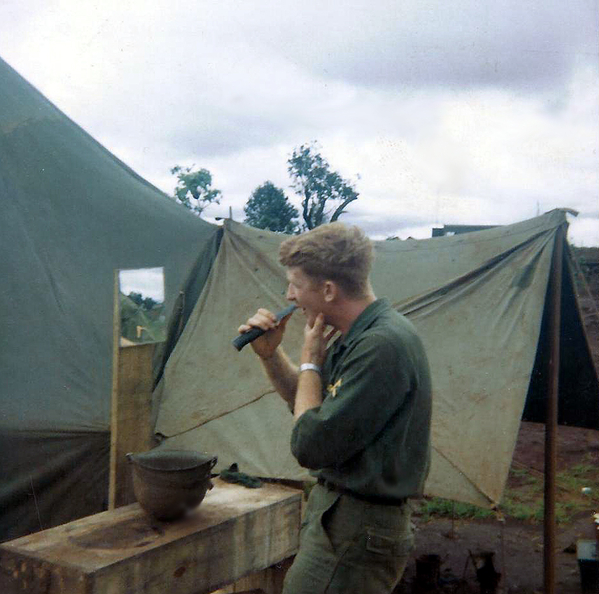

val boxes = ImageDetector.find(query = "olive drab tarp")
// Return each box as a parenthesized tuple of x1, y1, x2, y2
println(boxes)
(155, 212, 598, 509)
(0, 57, 220, 541)
(2, 54, 597, 541)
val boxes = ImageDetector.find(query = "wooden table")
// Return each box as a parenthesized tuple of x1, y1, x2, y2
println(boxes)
(0, 479, 301, 594)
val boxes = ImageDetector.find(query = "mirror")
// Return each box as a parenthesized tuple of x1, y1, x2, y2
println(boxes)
(117, 267, 166, 346)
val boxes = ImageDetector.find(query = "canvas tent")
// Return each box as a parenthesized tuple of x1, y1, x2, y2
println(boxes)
(0, 57, 220, 541)
(155, 212, 598, 509)
(2, 53, 597, 545)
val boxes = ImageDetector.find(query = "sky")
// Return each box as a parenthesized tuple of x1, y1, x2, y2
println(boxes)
(1, 0, 597, 245)
(119, 267, 164, 302)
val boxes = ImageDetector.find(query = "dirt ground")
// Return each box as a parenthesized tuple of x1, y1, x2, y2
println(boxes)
(395, 421, 599, 593)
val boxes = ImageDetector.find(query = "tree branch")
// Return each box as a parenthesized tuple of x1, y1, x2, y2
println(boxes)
(330, 193, 358, 222)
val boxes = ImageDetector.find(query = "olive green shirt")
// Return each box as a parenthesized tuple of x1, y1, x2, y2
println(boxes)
(291, 299, 432, 501)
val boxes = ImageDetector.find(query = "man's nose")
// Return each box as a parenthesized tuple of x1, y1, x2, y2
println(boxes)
(286, 284, 295, 301)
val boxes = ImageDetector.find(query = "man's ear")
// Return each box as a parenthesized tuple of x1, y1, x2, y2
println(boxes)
(323, 280, 337, 302)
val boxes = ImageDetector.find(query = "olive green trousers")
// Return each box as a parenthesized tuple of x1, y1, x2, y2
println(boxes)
(282, 484, 413, 594)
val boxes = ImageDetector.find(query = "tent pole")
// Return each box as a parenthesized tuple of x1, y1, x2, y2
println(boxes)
(544, 224, 564, 594)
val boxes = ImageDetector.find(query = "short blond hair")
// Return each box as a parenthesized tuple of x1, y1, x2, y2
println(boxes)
(279, 223, 374, 298)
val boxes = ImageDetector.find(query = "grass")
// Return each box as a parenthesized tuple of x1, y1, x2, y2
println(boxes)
(419, 498, 495, 522)
(417, 455, 599, 525)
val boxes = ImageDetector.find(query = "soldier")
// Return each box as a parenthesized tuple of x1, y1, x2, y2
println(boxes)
(238, 222, 432, 594)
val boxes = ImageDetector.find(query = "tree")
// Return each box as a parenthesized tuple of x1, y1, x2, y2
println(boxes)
(287, 142, 359, 230)
(244, 181, 300, 234)
(142, 296, 158, 310)
(128, 292, 144, 306)
(171, 165, 221, 216)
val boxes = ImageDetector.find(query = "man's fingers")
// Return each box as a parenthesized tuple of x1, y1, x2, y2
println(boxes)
(238, 309, 277, 334)
(305, 313, 325, 334)
(257, 308, 277, 323)
(313, 313, 325, 331)
(278, 311, 294, 332)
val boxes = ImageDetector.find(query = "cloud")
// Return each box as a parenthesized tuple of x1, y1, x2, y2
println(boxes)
(0, 0, 596, 247)
(569, 216, 599, 247)
(119, 268, 165, 302)
(156, 64, 597, 244)
(244, 0, 599, 92)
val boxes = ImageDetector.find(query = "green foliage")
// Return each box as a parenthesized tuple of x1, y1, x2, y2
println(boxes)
(557, 458, 599, 490)
(417, 458, 599, 525)
(244, 181, 300, 234)
(288, 142, 359, 230)
(119, 293, 166, 343)
(171, 165, 221, 216)
(142, 296, 157, 310)
(128, 292, 143, 306)
(418, 498, 495, 522)
(127, 292, 157, 311)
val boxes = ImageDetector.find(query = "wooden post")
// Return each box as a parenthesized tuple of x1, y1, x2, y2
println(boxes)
(109, 273, 155, 509)
(543, 224, 564, 594)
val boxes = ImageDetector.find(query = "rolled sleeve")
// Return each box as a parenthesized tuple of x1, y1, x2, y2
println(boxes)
(290, 333, 412, 470)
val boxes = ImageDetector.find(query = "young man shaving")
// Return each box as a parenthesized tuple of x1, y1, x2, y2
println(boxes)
(238, 223, 432, 594)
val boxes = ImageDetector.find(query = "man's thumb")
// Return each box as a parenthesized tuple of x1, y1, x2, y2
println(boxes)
(278, 311, 293, 331)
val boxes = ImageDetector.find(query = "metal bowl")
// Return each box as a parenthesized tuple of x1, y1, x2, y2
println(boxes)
(127, 449, 217, 521)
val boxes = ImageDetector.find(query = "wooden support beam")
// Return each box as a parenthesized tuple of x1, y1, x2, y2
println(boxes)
(109, 342, 155, 509)
(109, 272, 155, 509)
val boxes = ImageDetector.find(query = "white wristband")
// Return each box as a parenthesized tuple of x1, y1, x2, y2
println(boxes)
(299, 363, 321, 375)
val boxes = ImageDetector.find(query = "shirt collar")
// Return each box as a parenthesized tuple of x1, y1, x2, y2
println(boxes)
(335, 298, 390, 351)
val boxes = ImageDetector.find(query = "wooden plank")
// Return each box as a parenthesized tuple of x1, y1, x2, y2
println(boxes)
(0, 480, 301, 594)
(109, 269, 156, 510)
(109, 269, 120, 509)
(108, 340, 155, 509)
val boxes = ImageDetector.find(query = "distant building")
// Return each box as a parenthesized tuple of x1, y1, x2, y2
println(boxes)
(432, 224, 498, 237)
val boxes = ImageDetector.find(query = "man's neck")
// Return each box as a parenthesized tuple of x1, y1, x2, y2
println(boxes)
(331, 293, 377, 336)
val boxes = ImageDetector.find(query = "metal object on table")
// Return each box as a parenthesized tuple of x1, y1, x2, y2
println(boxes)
(127, 449, 217, 521)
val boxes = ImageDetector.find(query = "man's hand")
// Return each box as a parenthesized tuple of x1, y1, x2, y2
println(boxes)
(294, 313, 335, 420)
(301, 313, 336, 367)
(238, 308, 293, 360)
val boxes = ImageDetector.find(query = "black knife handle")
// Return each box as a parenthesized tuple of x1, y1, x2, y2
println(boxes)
(232, 304, 298, 352)
(232, 327, 267, 351)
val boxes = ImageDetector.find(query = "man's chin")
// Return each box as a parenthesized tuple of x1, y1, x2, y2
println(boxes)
(303, 310, 317, 326)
